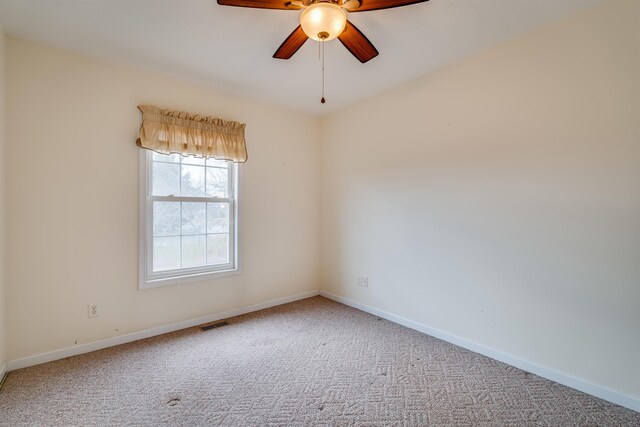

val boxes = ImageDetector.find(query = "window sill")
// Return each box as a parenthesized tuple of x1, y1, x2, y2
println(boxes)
(140, 267, 241, 290)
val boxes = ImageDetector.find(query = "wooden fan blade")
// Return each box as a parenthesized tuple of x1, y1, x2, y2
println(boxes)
(338, 21, 379, 63)
(217, 0, 290, 10)
(350, 0, 429, 12)
(273, 25, 309, 59)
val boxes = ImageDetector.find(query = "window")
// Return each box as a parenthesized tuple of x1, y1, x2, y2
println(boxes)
(140, 151, 238, 289)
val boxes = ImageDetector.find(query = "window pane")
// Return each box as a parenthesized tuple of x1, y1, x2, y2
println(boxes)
(182, 202, 206, 235)
(181, 165, 205, 197)
(182, 235, 206, 268)
(153, 202, 180, 236)
(206, 167, 228, 198)
(153, 236, 181, 271)
(181, 155, 205, 166)
(153, 152, 180, 163)
(146, 153, 237, 283)
(207, 234, 229, 265)
(152, 162, 180, 196)
(206, 158, 228, 168)
(207, 203, 229, 233)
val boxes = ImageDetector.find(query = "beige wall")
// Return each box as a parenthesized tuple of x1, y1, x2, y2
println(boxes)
(320, 0, 640, 399)
(0, 20, 6, 370)
(5, 38, 320, 360)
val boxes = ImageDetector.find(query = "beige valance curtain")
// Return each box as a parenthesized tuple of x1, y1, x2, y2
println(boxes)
(136, 105, 248, 162)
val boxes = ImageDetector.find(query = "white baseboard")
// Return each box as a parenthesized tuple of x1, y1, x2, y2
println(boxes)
(320, 290, 640, 413)
(7, 290, 320, 372)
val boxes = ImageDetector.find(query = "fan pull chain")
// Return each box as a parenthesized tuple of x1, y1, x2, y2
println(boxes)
(321, 37, 326, 104)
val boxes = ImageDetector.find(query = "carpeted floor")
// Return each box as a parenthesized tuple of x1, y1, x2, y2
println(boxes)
(0, 296, 638, 426)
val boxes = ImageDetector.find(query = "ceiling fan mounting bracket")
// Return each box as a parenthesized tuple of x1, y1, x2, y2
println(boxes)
(285, 1, 304, 9)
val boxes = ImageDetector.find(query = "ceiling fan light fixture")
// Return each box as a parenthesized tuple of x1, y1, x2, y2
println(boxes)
(300, 2, 347, 41)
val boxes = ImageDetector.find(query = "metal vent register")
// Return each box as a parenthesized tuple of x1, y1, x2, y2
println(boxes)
(200, 321, 230, 331)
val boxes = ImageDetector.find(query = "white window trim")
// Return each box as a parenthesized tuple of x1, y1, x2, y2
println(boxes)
(138, 150, 241, 290)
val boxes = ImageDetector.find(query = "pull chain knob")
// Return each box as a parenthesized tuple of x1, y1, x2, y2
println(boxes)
(319, 34, 327, 104)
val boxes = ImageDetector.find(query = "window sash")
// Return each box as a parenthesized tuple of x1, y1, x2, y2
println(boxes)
(140, 151, 238, 289)
(145, 199, 236, 279)
(149, 153, 231, 199)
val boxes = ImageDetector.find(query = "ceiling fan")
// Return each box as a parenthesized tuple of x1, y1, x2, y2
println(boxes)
(217, 0, 430, 64)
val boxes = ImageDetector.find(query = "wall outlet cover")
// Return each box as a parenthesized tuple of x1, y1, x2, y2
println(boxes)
(87, 304, 100, 318)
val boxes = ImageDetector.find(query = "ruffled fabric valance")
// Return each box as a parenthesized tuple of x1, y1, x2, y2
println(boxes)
(136, 105, 248, 162)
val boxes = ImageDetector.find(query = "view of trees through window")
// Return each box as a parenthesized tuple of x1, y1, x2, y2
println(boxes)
(149, 152, 234, 274)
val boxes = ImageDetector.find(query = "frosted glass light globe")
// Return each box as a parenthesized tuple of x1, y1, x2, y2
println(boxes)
(300, 3, 347, 42)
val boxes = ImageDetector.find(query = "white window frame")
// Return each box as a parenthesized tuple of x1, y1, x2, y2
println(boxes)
(139, 150, 240, 290)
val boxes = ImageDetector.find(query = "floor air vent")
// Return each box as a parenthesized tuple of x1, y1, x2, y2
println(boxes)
(0, 371, 7, 391)
(200, 321, 230, 331)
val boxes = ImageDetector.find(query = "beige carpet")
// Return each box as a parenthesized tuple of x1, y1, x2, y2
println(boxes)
(0, 296, 638, 426)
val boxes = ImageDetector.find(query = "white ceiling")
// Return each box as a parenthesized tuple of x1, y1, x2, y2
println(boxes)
(1, 0, 601, 116)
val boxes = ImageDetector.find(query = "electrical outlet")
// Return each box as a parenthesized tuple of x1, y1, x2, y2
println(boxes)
(357, 276, 369, 288)
(87, 304, 100, 318)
